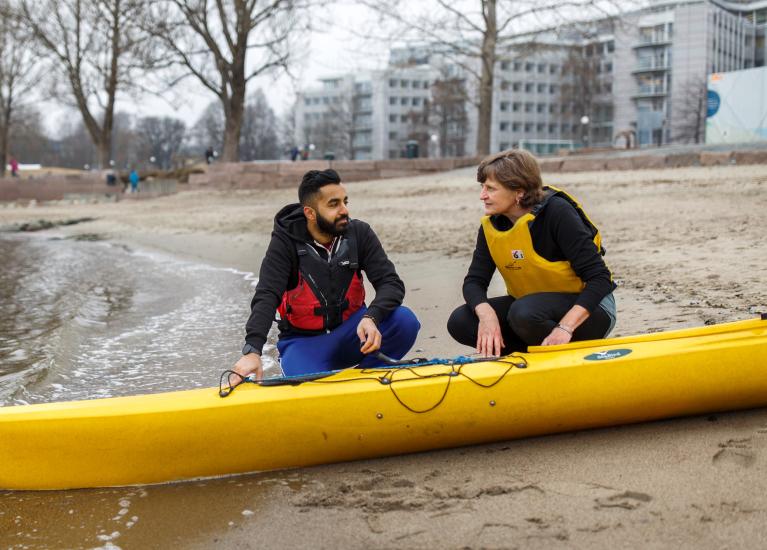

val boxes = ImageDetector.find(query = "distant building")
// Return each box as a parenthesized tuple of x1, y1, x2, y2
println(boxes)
(295, 0, 767, 159)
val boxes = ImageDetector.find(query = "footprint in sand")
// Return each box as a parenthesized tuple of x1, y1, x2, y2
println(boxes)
(594, 491, 653, 510)
(713, 438, 756, 468)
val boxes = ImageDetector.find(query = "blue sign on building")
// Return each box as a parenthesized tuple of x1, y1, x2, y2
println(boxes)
(706, 90, 721, 118)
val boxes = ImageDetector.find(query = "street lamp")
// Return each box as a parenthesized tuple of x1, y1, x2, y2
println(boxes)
(580, 115, 590, 148)
(430, 133, 439, 158)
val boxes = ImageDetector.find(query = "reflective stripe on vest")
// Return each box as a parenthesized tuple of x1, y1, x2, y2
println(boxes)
(481, 186, 603, 299)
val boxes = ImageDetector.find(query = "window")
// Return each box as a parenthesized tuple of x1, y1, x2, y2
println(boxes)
(537, 83, 546, 93)
(525, 102, 533, 112)
(512, 122, 521, 131)
(525, 83, 534, 92)
(501, 61, 510, 70)
(400, 80, 409, 87)
(304, 98, 311, 106)
(412, 81, 420, 89)
(550, 64, 559, 74)
(500, 122, 509, 131)
(550, 84, 558, 94)
(549, 123, 557, 133)
(389, 114, 397, 123)
(537, 63, 545, 73)
(605, 62, 613, 73)
(525, 62, 534, 72)
(400, 97, 409, 105)
(501, 80, 510, 91)
(513, 82, 521, 91)
(389, 131, 398, 139)
(537, 103, 546, 113)
(512, 102, 521, 112)
(389, 79, 397, 87)
(413, 97, 421, 106)
(389, 97, 397, 105)
(549, 103, 558, 113)
(400, 115, 407, 122)
(513, 61, 522, 71)
(500, 101, 510, 111)
(524, 123, 534, 132)
(607, 40, 615, 53)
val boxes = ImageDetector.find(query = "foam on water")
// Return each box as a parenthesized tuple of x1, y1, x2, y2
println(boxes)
(0, 234, 279, 406)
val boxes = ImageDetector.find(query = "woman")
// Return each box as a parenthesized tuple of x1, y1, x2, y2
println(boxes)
(447, 149, 617, 356)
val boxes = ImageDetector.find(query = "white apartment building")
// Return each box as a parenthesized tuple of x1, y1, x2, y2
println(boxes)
(295, 0, 767, 158)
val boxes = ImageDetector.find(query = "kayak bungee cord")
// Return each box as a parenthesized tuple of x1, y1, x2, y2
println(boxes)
(218, 353, 529, 413)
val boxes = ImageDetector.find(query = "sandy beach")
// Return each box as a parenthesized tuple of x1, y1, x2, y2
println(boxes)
(1, 163, 767, 548)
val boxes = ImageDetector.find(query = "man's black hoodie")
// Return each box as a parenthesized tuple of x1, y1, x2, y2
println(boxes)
(244, 203, 405, 353)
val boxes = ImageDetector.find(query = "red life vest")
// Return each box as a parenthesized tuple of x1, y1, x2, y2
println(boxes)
(277, 233, 365, 333)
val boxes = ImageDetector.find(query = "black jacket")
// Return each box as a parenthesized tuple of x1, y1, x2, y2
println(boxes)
(464, 195, 616, 313)
(244, 203, 405, 353)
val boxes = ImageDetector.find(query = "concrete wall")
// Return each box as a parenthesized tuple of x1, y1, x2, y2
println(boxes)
(539, 148, 767, 174)
(0, 176, 177, 202)
(188, 157, 482, 189)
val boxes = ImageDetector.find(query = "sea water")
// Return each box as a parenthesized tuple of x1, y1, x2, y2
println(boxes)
(0, 234, 278, 406)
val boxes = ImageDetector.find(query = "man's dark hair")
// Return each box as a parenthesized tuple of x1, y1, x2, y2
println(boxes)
(298, 169, 341, 205)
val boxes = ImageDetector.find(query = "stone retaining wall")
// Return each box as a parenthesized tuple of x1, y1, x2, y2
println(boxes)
(188, 157, 482, 189)
(538, 149, 767, 174)
(0, 176, 177, 202)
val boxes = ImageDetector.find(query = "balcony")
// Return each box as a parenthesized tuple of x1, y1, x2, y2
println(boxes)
(632, 84, 668, 98)
(632, 60, 670, 73)
(633, 36, 672, 48)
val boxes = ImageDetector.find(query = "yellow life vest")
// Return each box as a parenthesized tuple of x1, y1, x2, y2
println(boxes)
(481, 186, 605, 299)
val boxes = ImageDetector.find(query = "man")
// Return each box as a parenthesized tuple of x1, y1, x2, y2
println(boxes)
(233, 169, 420, 382)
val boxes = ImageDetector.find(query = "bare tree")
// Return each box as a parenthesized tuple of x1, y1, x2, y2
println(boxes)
(361, 0, 623, 156)
(240, 88, 280, 160)
(302, 95, 355, 160)
(189, 100, 225, 160)
(137, 116, 187, 169)
(0, 0, 40, 175)
(19, 0, 158, 169)
(430, 75, 469, 157)
(148, 0, 304, 162)
(672, 77, 707, 144)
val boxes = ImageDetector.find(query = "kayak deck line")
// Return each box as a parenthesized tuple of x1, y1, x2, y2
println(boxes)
(1, 316, 766, 491)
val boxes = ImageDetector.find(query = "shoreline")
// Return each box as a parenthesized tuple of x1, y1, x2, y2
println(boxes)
(1, 164, 767, 548)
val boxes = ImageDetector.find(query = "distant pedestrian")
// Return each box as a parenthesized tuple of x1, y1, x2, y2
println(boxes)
(290, 146, 300, 162)
(205, 147, 215, 165)
(129, 169, 140, 193)
(301, 144, 309, 161)
(9, 156, 19, 177)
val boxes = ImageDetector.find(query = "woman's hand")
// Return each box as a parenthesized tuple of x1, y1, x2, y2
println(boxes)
(475, 303, 504, 356)
(541, 324, 573, 346)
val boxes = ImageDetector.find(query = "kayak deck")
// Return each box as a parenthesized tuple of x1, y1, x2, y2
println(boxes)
(1, 316, 766, 490)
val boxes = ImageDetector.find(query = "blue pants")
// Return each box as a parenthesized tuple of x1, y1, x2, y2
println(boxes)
(277, 306, 420, 376)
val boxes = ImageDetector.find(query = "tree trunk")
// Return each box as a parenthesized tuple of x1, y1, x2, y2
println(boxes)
(476, 0, 497, 156)
(0, 109, 8, 177)
(221, 78, 246, 162)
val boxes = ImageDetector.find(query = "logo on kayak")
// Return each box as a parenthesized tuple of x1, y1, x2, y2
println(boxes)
(511, 249, 525, 259)
(584, 348, 632, 361)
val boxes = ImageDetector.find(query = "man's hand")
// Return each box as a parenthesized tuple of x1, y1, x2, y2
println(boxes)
(475, 302, 504, 357)
(357, 316, 382, 354)
(230, 353, 263, 388)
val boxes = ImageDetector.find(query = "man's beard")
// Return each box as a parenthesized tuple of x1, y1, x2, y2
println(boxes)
(316, 211, 349, 236)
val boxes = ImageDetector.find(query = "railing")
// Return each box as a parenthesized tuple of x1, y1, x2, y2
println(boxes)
(635, 84, 668, 95)
(634, 35, 672, 47)
(634, 59, 670, 71)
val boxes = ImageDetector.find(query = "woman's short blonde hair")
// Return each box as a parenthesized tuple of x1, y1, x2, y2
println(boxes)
(477, 149, 545, 208)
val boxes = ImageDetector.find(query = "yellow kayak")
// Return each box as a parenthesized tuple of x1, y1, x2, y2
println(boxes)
(1, 316, 766, 491)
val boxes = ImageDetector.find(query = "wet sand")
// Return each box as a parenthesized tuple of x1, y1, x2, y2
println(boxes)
(1, 164, 767, 548)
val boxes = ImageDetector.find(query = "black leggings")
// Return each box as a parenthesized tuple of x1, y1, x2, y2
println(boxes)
(447, 292, 612, 354)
